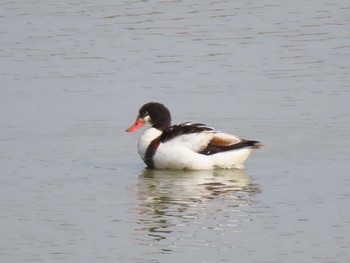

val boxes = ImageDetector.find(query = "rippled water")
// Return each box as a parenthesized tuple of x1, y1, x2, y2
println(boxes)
(1, 0, 350, 262)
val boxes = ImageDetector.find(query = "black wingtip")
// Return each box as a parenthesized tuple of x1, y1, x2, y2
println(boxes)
(249, 141, 264, 149)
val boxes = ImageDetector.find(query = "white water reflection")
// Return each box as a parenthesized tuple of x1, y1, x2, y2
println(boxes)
(134, 169, 260, 253)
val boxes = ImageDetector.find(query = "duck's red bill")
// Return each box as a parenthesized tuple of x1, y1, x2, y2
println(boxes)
(126, 118, 145, 132)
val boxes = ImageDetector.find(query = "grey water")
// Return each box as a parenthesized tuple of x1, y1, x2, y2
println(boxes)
(1, 0, 350, 262)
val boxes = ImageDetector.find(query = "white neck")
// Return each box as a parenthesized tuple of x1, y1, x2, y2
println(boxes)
(137, 127, 162, 161)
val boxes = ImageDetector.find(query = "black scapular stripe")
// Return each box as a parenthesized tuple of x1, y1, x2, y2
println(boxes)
(160, 122, 213, 143)
(199, 140, 261, 155)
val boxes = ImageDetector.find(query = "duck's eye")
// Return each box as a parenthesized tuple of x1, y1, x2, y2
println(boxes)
(141, 110, 148, 117)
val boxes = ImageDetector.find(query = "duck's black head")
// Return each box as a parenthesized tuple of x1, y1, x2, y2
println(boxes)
(126, 102, 172, 132)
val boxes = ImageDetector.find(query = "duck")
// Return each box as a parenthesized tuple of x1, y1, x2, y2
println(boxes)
(126, 102, 262, 170)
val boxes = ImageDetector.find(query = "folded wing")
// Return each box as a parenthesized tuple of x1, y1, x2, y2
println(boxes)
(199, 133, 262, 155)
(160, 123, 262, 155)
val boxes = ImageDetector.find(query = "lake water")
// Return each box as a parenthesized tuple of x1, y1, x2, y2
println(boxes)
(1, 0, 350, 262)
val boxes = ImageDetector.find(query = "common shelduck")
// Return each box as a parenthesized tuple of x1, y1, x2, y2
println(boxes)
(126, 102, 262, 170)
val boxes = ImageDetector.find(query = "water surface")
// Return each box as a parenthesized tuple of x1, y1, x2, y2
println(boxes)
(1, 0, 350, 262)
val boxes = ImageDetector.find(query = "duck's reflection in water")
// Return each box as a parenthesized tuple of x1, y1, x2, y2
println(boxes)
(135, 169, 261, 244)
